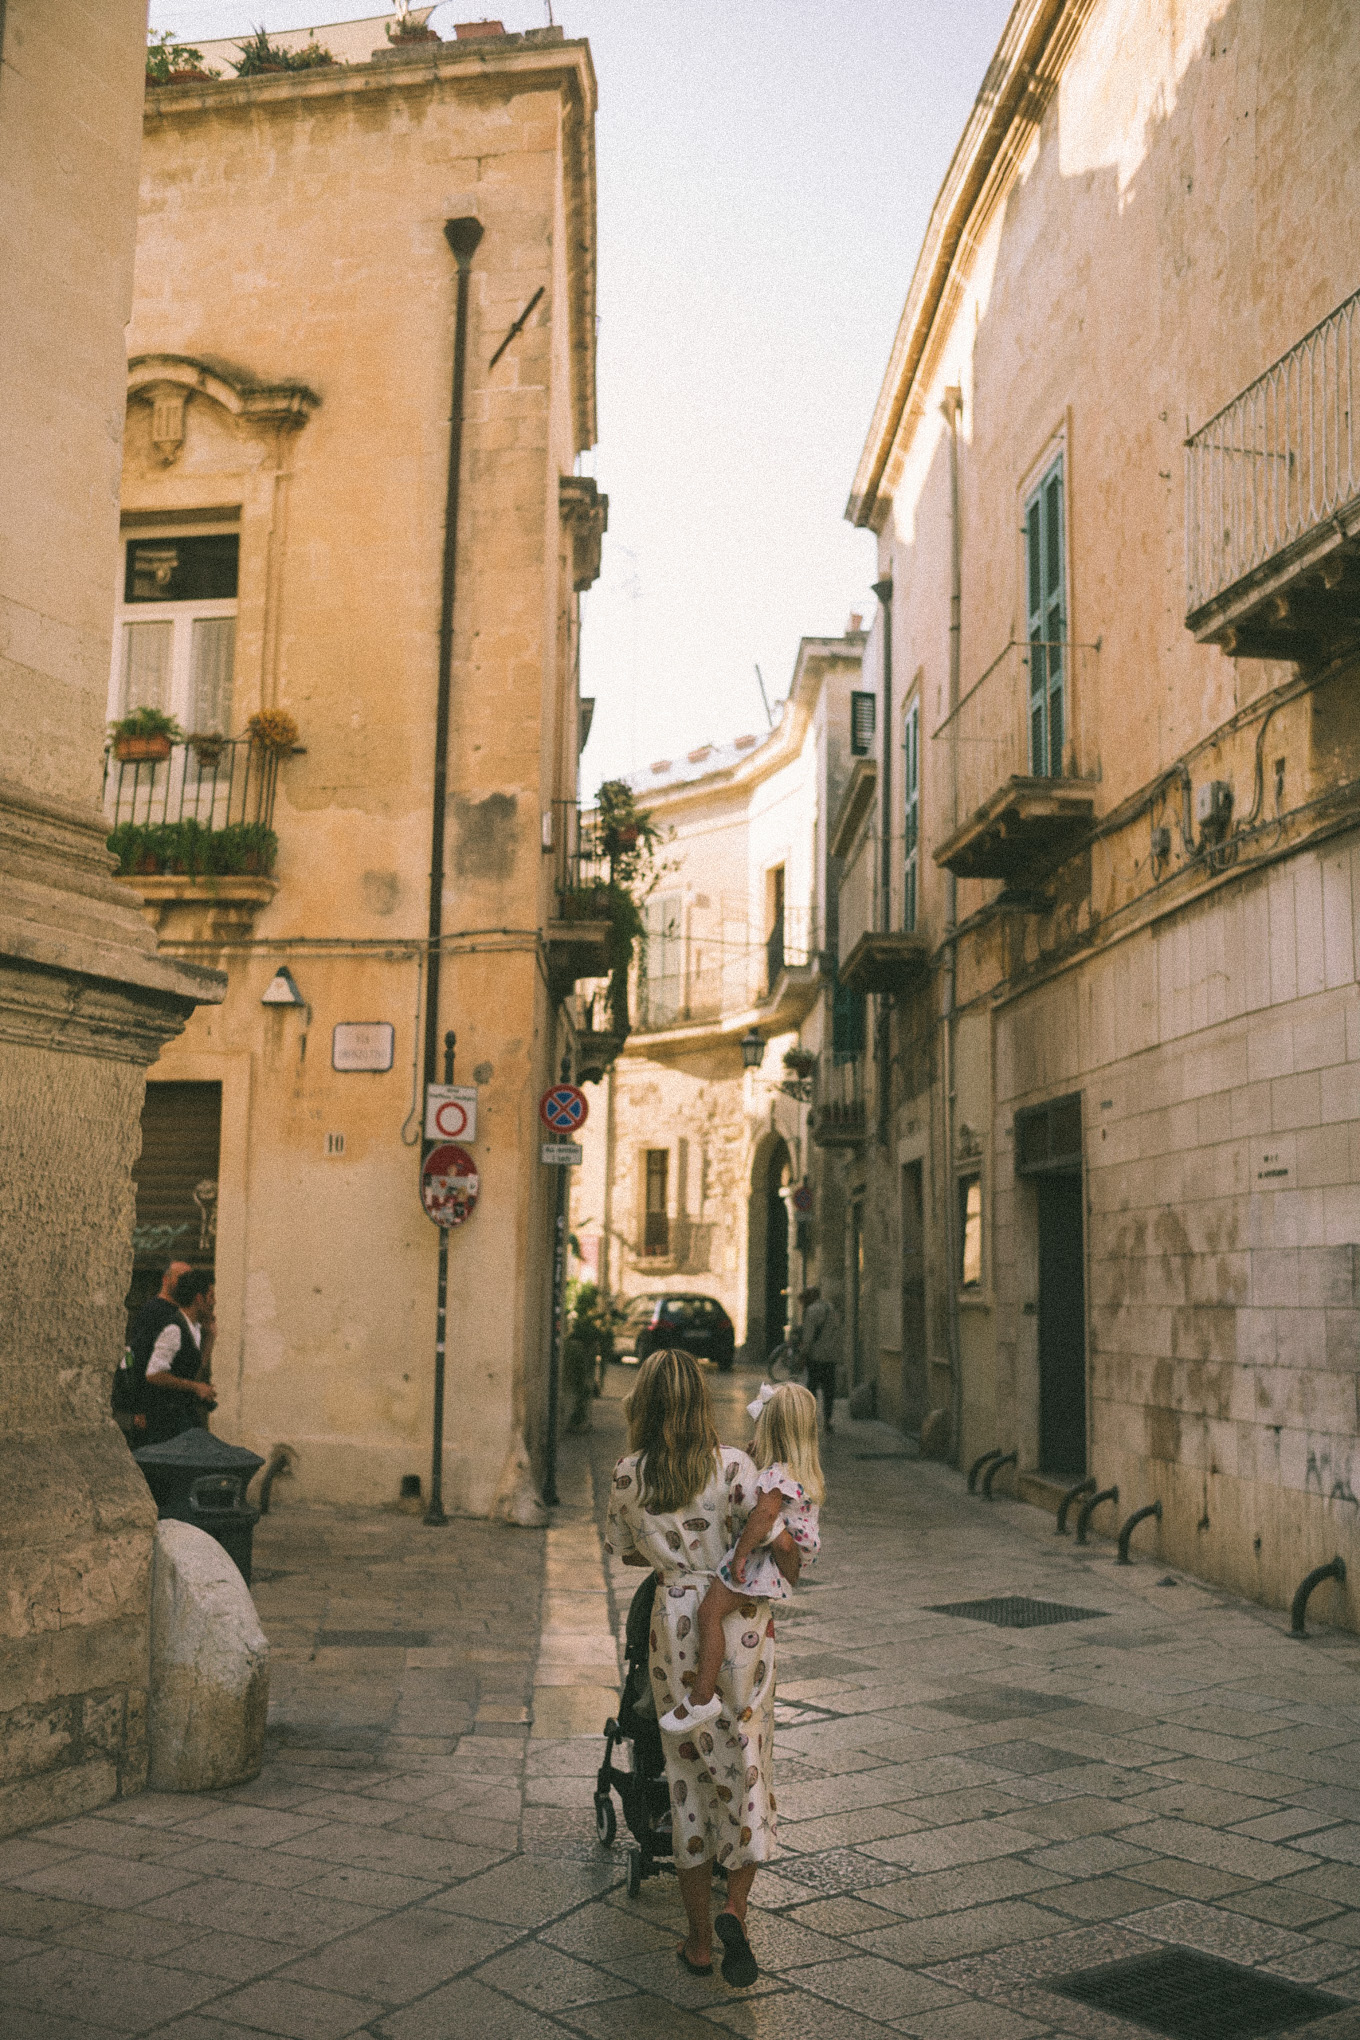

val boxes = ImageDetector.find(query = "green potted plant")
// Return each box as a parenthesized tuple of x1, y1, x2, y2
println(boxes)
(386, 17, 441, 43)
(146, 31, 219, 84)
(109, 706, 184, 763)
(231, 28, 335, 76)
(189, 730, 228, 769)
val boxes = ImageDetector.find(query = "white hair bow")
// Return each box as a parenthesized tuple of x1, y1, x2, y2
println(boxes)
(747, 1382, 778, 1422)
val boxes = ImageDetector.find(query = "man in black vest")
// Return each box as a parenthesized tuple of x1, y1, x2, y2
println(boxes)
(141, 1268, 218, 1445)
(114, 1260, 192, 1440)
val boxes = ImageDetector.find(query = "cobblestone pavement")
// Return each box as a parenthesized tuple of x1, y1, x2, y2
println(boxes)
(8, 1370, 1360, 2037)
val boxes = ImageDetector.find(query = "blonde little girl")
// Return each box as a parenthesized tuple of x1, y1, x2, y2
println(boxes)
(660, 1379, 824, 1734)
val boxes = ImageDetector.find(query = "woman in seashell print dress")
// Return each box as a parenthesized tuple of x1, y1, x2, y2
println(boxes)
(606, 1348, 789, 1986)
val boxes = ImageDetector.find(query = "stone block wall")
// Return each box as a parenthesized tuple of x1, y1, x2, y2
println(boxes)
(994, 832, 1360, 1621)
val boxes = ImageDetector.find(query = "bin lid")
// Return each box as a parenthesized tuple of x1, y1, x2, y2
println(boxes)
(133, 1430, 266, 1476)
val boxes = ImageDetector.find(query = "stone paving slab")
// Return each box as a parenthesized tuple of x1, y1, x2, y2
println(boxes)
(8, 1372, 1360, 2034)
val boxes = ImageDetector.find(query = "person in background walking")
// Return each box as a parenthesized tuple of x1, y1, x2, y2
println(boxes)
(796, 1285, 841, 1434)
(113, 1259, 192, 1439)
(142, 1268, 217, 1445)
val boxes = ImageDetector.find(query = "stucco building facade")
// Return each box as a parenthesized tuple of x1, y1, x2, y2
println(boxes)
(572, 632, 863, 1364)
(828, 0, 1360, 1623)
(0, 0, 219, 1836)
(115, 19, 605, 1514)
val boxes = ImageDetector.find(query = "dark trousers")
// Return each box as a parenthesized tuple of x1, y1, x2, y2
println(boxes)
(805, 1360, 837, 1430)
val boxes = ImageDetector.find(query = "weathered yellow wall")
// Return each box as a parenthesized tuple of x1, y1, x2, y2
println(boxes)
(122, 42, 598, 1509)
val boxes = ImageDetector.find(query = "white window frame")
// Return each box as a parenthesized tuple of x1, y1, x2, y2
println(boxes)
(109, 523, 240, 736)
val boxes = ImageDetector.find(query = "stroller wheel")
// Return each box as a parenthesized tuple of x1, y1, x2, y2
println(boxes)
(594, 1794, 617, 1847)
(626, 1845, 644, 1899)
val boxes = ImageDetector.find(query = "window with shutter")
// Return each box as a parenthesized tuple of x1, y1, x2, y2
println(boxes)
(903, 696, 919, 933)
(831, 975, 866, 1061)
(1024, 457, 1066, 777)
(640, 893, 681, 1026)
(850, 691, 876, 756)
(643, 1149, 670, 1257)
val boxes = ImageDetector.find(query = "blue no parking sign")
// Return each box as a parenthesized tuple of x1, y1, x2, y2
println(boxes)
(539, 1083, 588, 1134)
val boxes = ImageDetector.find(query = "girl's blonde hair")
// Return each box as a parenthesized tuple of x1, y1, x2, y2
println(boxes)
(626, 1348, 720, 1515)
(753, 1381, 825, 1504)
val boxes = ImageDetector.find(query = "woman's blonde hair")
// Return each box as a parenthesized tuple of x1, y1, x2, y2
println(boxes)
(627, 1348, 721, 1515)
(753, 1382, 825, 1504)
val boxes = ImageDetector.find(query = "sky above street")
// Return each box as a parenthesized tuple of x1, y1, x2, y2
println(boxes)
(145, 1, 1015, 789)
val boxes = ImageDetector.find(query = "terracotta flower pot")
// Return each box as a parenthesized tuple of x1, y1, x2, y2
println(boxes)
(114, 734, 173, 762)
(136, 852, 161, 875)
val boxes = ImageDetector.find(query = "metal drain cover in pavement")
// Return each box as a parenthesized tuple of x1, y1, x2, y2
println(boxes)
(1052, 1948, 1342, 2037)
(928, 1595, 1107, 1628)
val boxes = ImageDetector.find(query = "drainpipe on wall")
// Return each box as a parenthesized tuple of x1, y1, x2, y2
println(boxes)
(871, 574, 893, 1148)
(421, 216, 483, 1528)
(423, 216, 484, 1097)
(942, 386, 963, 1464)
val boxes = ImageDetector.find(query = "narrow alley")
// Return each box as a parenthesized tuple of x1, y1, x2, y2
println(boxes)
(6, 1362, 1360, 2038)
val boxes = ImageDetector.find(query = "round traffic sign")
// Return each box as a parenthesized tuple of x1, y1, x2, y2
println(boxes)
(539, 1083, 588, 1133)
(430, 1095, 472, 1140)
(420, 1143, 479, 1228)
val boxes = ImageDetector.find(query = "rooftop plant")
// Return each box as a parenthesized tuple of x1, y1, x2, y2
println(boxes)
(146, 30, 219, 83)
(231, 27, 335, 75)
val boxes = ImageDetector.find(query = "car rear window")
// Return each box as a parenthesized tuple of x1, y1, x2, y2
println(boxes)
(662, 1298, 718, 1323)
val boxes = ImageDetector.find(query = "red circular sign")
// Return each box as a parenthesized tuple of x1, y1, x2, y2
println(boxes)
(539, 1083, 589, 1133)
(421, 1143, 479, 1228)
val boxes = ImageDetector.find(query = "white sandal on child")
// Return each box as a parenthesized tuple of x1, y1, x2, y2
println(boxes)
(660, 1694, 721, 1735)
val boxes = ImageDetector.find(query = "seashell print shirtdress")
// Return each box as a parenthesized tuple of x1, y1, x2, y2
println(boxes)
(606, 1446, 778, 1869)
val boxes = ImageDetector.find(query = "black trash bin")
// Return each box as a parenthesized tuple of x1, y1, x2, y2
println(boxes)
(133, 1430, 266, 1585)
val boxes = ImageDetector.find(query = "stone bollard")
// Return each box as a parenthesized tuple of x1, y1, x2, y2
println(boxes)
(147, 1521, 269, 1792)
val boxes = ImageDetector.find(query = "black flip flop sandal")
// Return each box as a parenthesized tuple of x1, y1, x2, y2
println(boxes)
(677, 1944, 713, 1976)
(714, 1910, 758, 1987)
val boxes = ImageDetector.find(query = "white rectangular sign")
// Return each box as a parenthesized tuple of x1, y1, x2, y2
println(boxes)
(332, 1022, 394, 1072)
(541, 1141, 583, 1166)
(425, 1084, 478, 1142)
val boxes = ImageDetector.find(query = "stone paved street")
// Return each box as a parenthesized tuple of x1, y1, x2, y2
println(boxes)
(7, 1367, 1360, 2036)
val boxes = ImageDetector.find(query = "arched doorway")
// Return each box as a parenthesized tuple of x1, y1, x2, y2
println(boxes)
(746, 1133, 791, 1365)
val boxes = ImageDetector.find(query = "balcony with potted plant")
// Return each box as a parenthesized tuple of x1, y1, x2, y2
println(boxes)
(103, 708, 297, 935)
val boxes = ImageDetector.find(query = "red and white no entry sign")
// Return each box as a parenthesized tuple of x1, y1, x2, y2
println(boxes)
(539, 1083, 588, 1133)
(420, 1143, 479, 1228)
(424, 1083, 477, 1142)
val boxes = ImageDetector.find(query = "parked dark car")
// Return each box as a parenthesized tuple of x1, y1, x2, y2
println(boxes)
(617, 1293, 736, 1371)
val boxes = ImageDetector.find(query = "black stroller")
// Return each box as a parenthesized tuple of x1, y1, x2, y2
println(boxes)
(593, 1572, 671, 1896)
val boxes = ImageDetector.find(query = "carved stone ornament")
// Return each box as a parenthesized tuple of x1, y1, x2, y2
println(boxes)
(559, 474, 609, 592)
(150, 387, 187, 464)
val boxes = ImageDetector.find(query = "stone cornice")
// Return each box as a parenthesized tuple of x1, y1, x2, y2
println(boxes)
(559, 476, 609, 592)
(143, 38, 599, 453)
(0, 776, 225, 1041)
(128, 354, 320, 430)
(847, 0, 1096, 530)
(638, 635, 865, 821)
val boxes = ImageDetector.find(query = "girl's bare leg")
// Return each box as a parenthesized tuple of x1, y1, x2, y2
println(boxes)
(721, 1860, 758, 1924)
(690, 1579, 742, 1708)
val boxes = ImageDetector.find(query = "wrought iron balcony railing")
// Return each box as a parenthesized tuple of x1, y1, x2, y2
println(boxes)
(812, 1052, 867, 1148)
(103, 734, 281, 877)
(103, 735, 279, 834)
(1187, 287, 1360, 630)
(932, 641, 1099, 883)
